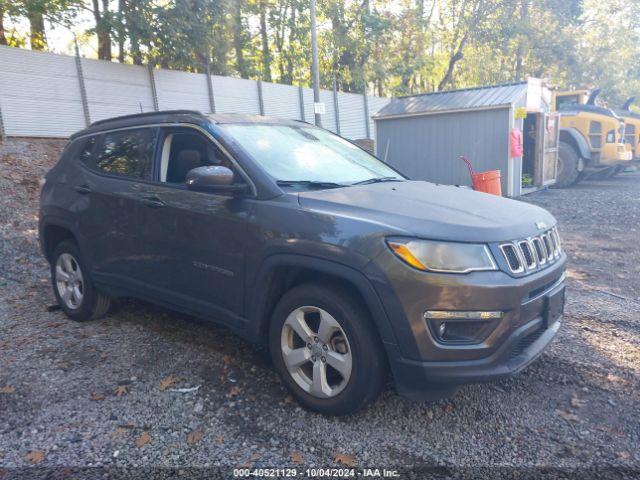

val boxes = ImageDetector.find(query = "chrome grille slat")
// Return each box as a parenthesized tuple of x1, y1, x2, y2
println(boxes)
(499, 228, 562, 274)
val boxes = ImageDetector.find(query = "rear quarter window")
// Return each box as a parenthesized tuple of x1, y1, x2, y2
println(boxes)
(90, 128, 157, 180)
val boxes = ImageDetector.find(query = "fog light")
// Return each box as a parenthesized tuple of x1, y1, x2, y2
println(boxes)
(425, 311, 503, 344)
(424, 311, 502, 320)
(438, 322, 447, 337)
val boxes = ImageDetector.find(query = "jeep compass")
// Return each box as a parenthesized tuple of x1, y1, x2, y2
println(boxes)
(39, 110, 566, 415)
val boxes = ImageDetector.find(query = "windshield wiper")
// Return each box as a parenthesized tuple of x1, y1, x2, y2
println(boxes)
(352, 176, 403, 185)
(276, 180, 345, 189)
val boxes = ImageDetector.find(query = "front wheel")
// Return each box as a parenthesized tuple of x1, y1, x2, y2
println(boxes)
(269, 284, 385, 415)
(51, 240, 111, 322)
(553, 141, 582, 188)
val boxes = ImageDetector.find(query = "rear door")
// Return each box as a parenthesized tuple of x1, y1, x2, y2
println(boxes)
(75, 127, 158, 283)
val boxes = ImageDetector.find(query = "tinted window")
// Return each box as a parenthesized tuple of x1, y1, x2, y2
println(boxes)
(94, 128, 156, 180)
(78, 136, 97, 165)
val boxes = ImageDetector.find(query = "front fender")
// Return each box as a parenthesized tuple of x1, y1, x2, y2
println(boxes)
(245, 253, 398, 349)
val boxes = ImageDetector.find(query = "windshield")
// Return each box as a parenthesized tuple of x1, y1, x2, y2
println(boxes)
(221, 124, 404, 185)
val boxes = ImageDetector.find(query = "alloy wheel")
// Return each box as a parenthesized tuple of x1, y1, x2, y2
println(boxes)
(55, 253, 84, 309)
(280, 306, 352, 398)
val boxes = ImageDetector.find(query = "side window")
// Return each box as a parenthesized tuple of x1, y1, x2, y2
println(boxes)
(78, 136, 97, 165)
(160, 130, 232, 184)
(93, 128, 157, 180)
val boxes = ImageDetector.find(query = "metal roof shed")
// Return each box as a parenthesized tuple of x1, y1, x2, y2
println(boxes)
(374, 78, 558, 197)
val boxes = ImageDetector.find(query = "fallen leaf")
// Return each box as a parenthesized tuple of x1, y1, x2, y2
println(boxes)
(135, 431, 151, 448)
(616, 451, 631, 461)
(290, 451, 304, 464)
(159, 375, 180, 391)
(0, 385, 15, 394)
(25, 451, 45, 464)
(228, 386, 243, 397)
(215, 435, 225, 444)
(556, 409, 579, 422)
(115, 385, 129, 397)
(570, 393, 586, 408)
(334, 453, 357, 468)
(187, 429, 204, 446)
(282, 395, 296, 405)
(242, 452, 260, 468)
(90, 392, 105, 401)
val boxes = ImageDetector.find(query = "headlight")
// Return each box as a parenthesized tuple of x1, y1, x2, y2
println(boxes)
(386, 238, 497, 273)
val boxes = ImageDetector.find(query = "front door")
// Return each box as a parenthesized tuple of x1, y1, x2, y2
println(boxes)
(133, 127, 251, 323)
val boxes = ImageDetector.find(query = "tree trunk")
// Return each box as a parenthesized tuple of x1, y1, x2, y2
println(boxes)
(515, 0, 529, 80)
(0, 4, 7, 46)
(92, 0, 112, 60)
(27, 10, 46, 50)
(232, 2, 250, 78)
(259, 0, 272, 82)
(117, 0, 125, 62)
(125, 1, 142, 65)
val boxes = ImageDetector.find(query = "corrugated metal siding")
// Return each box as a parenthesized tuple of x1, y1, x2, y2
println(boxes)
(154, 68, 210, 113)
(377, 82, 527, 118)
(0, 45, 85, 136)
(338, 92, 367, 139)
(376, 108, 511, 192)
(212, 75, 260, 115)
(82, 58, 155, 122)
(367, 96, 389, 140)
(262, 81, 300, 119)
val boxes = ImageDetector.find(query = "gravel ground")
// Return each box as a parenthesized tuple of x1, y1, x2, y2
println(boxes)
(1, 138, 639, 477)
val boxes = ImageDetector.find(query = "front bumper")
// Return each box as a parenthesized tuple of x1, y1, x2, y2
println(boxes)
(366, 251, 566, 401)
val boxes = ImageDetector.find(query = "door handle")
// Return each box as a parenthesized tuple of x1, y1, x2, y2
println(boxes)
(141, 197, 165, 209)
(74, 185, 91, 195)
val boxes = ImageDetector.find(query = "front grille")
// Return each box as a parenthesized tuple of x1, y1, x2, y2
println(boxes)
(499, 227, 562, 275)
(500, 244, 523, 273)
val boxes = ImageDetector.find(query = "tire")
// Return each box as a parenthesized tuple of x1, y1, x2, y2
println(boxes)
(553, 141, 582, 188)
(50, 240, 111, 322)
(269, 283, 385, 415)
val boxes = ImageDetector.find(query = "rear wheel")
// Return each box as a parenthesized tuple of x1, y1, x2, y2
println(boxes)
(269, 284, 385, 415)
(553, 141, 582, 188)
(51, 241, 111, 322)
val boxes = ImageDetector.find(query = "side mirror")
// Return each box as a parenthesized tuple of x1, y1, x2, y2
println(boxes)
(185, 166, 247, 194)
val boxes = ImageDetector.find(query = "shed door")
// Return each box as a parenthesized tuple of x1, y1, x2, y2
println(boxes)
(539, 112, 560, 185)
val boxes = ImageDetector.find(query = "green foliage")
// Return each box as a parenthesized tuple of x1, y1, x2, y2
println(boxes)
(1, 0, 639, 104)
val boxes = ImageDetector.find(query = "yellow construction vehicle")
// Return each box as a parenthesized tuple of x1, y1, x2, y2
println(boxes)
(616, 97, 640, 161)
(553, 88, 632, 186)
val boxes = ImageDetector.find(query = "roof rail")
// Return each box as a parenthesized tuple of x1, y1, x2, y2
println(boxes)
(88, 109, 204, 128)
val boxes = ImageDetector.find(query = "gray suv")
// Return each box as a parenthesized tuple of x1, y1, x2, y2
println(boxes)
(39, 110, 566, 415)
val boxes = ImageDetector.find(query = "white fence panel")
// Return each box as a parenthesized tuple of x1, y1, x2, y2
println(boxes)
(367, 96, 390, 140)
(0, 46, 85, 136)
(212, 75, 260, 115)
(154, 68, 211, 113)
(262, 81, 300, 119)
(338, 92, 367, 139)
(0, 47, 388, 140)
(82, 58, 154, 122)
(301, 88, 316, 125)
(319, 89, 337, 133)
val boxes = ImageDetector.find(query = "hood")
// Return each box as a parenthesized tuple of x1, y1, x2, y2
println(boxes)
(297, 181, 556, 243)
